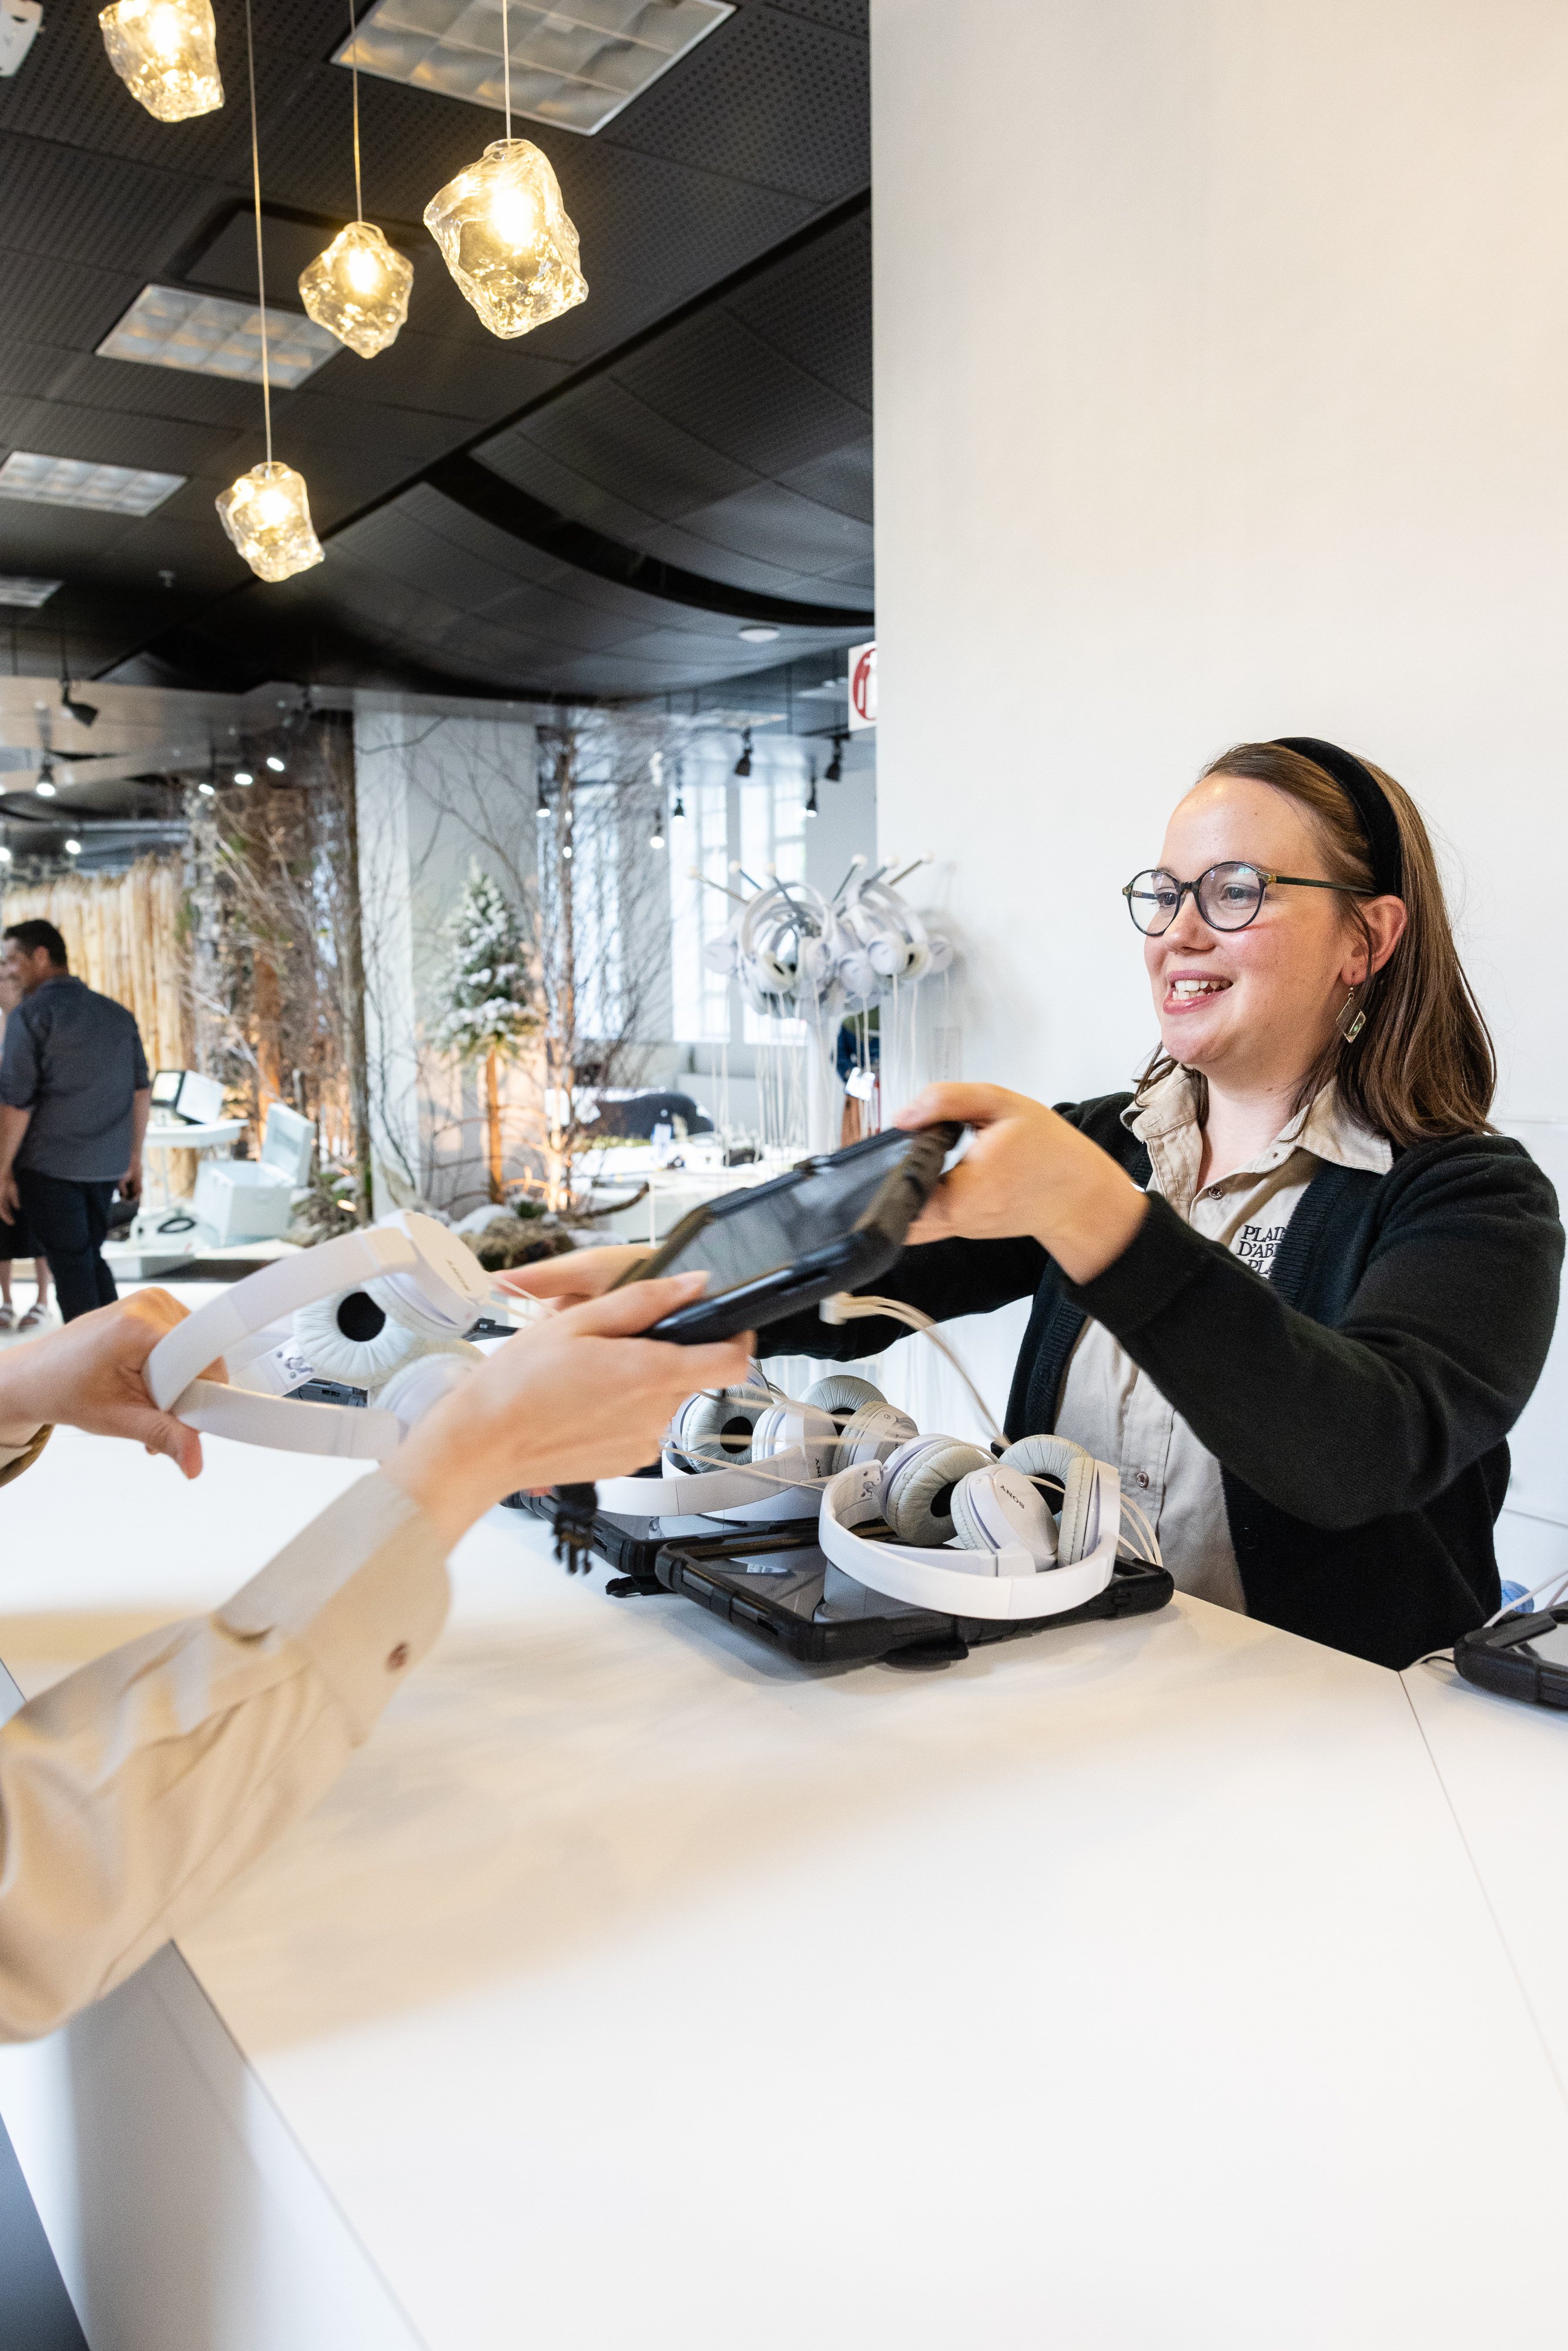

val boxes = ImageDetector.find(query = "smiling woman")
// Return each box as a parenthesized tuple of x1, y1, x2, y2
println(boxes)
(517, 738, 1564, 1670)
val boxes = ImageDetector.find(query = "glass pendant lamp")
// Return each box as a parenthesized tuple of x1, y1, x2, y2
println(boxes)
(217, 0, 323, 585)
(422, 9, 585, 341)
(99, 0, 222, 120)
(424, 138, 586, 339)
(299, 0, 413, 357)
(216, 461, 322, 583)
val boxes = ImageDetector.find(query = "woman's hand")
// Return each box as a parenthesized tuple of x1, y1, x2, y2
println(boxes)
(498, 1243, 652, 1314)
(381, 1270, 752, 1551)
(0, 1289, 224, 1478)
(896, 1084, 1147, 1285)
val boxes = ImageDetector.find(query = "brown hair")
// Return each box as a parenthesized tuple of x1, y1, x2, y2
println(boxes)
(1137, 742, 1495, 1147)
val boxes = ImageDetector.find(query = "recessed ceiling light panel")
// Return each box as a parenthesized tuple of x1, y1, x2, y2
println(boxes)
(336, 0, 732, 136)
(96, 284, 339, 389)
(0, 574, 62, 607)
(0, 453, 185, 515)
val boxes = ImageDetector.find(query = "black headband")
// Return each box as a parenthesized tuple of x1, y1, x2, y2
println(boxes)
(1269, 736, 1403, 899)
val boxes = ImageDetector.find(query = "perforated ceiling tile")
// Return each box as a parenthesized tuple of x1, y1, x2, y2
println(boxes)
(629, 514, 855, 603)
(490, 376, 757, 514)
(0, 339, 74, 401)
(0, 251, 145, 354)
(614, 306, 867, 475)
(601, 4, 866, 204)
(725, 213, 870, 408)
(674, 478, 870, 575)
(776, 436, 872, 525)
(334, 329, 566, 423)
(0, 139, 212, 274)
(335, 0, 732, 137)
(763, 0, 865, 32)
(64, 352, 266, 432)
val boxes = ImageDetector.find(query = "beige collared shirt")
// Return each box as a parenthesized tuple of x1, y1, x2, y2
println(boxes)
(1055, 1070, 1392, 1612)
(0, 1471, 449, 2041)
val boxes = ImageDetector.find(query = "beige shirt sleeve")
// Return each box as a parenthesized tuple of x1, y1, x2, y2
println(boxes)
(0, 1471, 449, 2044)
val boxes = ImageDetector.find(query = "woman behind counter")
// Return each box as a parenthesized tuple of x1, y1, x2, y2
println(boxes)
(515, 738, 1563, 1670)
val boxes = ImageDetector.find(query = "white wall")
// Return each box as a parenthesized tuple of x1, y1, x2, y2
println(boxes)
(873, 0, 1568, 1123)
(356, 708, 539, 1215)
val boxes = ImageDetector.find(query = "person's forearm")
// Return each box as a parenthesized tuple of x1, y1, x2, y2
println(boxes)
(0, 1473, 448, 2042)
(0, 1103, 29, 1181)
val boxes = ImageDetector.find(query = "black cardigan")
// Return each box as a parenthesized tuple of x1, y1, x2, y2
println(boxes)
(765, 1096, 1564, 1669)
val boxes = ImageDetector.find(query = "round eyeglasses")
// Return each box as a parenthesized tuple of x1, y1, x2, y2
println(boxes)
(1121, 862, 1373, 936)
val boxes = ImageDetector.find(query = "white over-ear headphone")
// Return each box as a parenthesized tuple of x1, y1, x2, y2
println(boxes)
(145, 1213, 494, 1459)
(597, 1375, 917, 1525)
(819, 1428, 1123, 1620)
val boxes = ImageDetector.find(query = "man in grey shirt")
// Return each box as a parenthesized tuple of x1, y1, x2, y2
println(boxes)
(0, 920, 150, 1321)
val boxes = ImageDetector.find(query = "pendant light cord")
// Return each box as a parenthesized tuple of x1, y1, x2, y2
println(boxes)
(502, 0, 511, 140)
(347, 0, 363, 220)
(243, 0, 272, 465)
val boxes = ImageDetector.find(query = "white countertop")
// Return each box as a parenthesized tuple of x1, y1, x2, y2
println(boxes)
(4, 1390, 1568, 2347)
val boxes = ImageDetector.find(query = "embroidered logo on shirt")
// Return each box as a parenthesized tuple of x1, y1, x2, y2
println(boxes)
(1235, 1220, 1288, 1276)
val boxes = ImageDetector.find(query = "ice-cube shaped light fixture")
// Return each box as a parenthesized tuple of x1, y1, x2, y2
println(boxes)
(423, 139, 586, 340)
(99, 0, 222, 119)
(299, 222, 413, 357)
(216, 461, 323, 584)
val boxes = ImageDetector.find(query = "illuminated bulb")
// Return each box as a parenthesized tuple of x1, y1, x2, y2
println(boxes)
(234, 769, 254, 785)
(562, 843, 573, 860)
(650, 829, 665, 850)
(423, 140, 587, 340)
(215, 461, 323, 584)
(0, 846, 11, 863)
(197, 781, 216, 796)
(65, 838, 82, 855)
(266, 754, 285, 772)
(35, 780, 55, 798)
(299, 222, 413, 359)
(99, 0, 222, 120)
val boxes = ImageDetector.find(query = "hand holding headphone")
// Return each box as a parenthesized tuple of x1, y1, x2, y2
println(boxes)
(145, 1213, 494, 1459)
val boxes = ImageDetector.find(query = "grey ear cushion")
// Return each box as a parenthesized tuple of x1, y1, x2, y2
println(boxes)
(884, 1439, 993, 1546)
(1001, 1433, 1097, 1563)
(805, 1373, 886, 1422)
(671, 1387, 770, 1473)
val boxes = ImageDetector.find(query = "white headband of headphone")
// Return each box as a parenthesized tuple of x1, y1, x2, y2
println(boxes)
(818, 1458, 1121, 1620)
(595, 1451, 822, 1522)
(145, 1212, 494, 1459)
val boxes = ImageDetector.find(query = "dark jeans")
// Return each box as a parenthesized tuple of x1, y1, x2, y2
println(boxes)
(16, 1173, 118, 1322)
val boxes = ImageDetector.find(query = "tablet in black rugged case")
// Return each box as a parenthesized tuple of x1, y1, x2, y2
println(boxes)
(501, 1495, 1174, 1666)
(1453, 1607, 1568, 1708)
(613, 1121, 963, 1344)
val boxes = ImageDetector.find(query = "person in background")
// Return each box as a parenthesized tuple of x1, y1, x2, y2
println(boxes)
(0, 919, 149, 1321)
(0, 957, 52, 1331)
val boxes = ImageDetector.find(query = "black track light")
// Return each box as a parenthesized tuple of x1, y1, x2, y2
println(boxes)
(672, 791, 686, 821)
(59, 679, 97, 728)
(805, 771, 819, 819)
(733, 728, 752, 779)
(824, 734, 844, 783)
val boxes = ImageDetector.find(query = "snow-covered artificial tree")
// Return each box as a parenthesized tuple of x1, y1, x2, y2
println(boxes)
(433, 863, 538, 1200)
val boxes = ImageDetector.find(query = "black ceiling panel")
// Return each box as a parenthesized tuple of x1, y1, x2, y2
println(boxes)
(0, 0, 870, 696)
(598, 5, 868, 203)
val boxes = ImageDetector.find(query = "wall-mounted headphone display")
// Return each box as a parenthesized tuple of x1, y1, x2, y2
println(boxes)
(145, 1212, 494, 1459)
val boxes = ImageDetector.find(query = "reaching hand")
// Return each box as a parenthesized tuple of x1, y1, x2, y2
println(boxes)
(0, 1289, 227, 1479)
(498, 1243, 653, 1315)
(382, 1270, 753, 1550)
(895, 1084, 1147, 1284)
(0, 1170, 18, 1222)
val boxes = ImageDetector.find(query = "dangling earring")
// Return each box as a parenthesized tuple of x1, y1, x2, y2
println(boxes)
(1336, 987, 1366, 1044)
